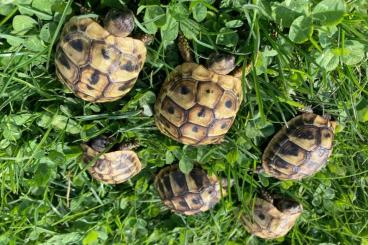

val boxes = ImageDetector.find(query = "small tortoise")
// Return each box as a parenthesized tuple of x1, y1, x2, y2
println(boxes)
(241, 195, 302, 239)
(154, 36, 243, 145)
(261, 113, 336, 180)
(55, 9, 149, 103)
(154, 164, 229, 215)
(81, 136, 142, 184)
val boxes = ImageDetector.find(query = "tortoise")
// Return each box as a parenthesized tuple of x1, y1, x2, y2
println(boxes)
(261, 112, 337, 180)
(154, 164, 230, 215)
(154, 35, 243, 145)
(81, 136, 142, 184)
(55, 9, 150, 103)
(240, 195, 303, 239)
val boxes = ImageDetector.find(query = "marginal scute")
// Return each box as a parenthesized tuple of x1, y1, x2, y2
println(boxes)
(85, 21, 110, 40)
(207, 118, 233, 137)
(311, 114, 330, 127)
(262, 113, 335, 180)
(319, 128, 334, 149)
(180, 123, 207, 141)
(217, 74, 236, 90)
(191, 65, 212, 81)
(156, 115, 180, 139)
(55, 49, 79, 84)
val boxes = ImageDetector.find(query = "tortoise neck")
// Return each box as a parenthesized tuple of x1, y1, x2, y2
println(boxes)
(178, 34, 193, 62)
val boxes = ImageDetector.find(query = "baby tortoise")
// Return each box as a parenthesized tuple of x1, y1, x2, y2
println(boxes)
(261, 113, 336, 180)
(81, 136, 142, 184)
(154, 164, 230, 215)
(241, 195, 302, 239)
(55, 9, 151, 103)
(154, 36, 243, 145)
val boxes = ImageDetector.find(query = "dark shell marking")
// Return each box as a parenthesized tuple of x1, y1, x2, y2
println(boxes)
(262, 113, 336, 180)
(154, 63, 243, 145)
(55, 17, 147, 103)
(154, 164, 222, 215)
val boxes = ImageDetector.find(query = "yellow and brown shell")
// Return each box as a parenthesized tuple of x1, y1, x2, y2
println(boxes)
(154, 63, 243, 145)
(262, 113, 336, 180)
(241, 198, 302, 239)
(55, 17, 146, 103)
(82, 143, 142, 184)
(154, 164, 227, 215)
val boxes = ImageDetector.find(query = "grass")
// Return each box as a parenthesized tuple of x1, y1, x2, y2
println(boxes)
(0, 0, 367, 244)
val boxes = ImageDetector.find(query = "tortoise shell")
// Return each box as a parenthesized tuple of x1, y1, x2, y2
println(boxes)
(154, 164, 227, 215)
(262, 113, 336, 180)
(55, 17, 146, 103)
(82, 143, 142, 184)
(241, 197, 302, 239)
(154, 63, 243, 145)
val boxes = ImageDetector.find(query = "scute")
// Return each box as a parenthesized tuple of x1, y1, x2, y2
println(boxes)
(55, 16, 147, 103)
(188, 105, 214, 127)
(214, 91, 238, 118)
(154, 164, 223, 215)
(55, 48, 79, 85)
(154, 63, 242, 145)
(169, 79, 197, 110)
(84, 21, 110, 40)
(207, 118, 233, 137)
(180, 123, 207, 141)
(196, 82, 223, 109)
(90, 42, 120, 73)
(62, 34, 91, 66)
(262, 113, 336, 180)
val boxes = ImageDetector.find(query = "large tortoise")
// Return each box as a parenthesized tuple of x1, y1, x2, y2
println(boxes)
(154, 36, 243, 145)
(55, 9, 149, 103)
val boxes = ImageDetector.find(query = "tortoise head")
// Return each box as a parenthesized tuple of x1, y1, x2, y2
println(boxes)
(273, 198, 303, 215)
(104, 9, 134, 37)
(208, 177, 233, 204)
(88, 136, 114, 153)
(207, 53, 236, 75)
